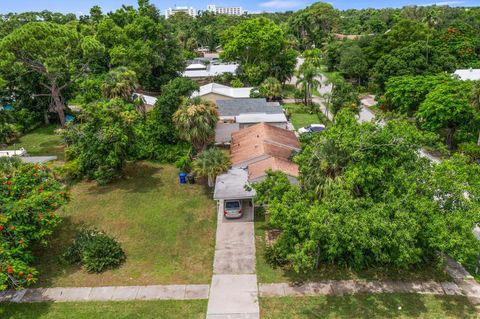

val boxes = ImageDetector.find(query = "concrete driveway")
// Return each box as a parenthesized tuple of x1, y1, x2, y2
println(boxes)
(207, 199, 259, 319)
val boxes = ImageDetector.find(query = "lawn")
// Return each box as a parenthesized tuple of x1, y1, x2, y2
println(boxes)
(6, 125, 65, 160)
(33, 162, 216, 287)
(0, 300, 207, 319)
(260, 294, 477, 319)
(283, 103, 325, 129)
(255, 209, 451, 284)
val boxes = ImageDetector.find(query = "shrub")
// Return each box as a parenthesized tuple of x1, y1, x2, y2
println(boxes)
(62, 229, 126, 273)
(458, 142, 480, 161)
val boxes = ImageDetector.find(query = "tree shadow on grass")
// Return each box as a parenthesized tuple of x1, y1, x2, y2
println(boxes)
(299, 294, 477, 319)
(0, 302, 54, 319)
(84, 162, 165, 195)
(31, 216, 87, 288)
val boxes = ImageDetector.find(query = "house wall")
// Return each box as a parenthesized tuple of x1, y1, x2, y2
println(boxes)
(239, 122, 288, 130)
(201, 93, 234, 103)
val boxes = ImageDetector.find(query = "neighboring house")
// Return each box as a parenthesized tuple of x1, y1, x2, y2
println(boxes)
(235, 113, 288, 129)
(133, 93, 157, 112)
(215, 98, 287, 144)
(454, 69, 480, 81)
(191, 83, 253, 102)
(206, 4, 245, 15)
(217, 98, 283, 122)
(182, 63, 239, 79)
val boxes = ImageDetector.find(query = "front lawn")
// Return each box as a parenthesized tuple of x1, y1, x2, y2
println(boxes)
(255, 209, 451, 284)
(0, 300, 207, 319)
(260, 294, 477, 319)
(33, 162, 216, 287)
(7, 125, 64, 160)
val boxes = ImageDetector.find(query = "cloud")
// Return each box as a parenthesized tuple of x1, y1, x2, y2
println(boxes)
(420, 1, 464, 6)
(259, 0, 303, 9)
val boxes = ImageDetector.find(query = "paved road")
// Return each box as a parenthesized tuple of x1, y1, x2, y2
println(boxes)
(207, 200, 259, 319)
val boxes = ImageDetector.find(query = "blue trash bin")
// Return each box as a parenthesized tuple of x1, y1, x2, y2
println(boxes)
(179, 172, 187, 184)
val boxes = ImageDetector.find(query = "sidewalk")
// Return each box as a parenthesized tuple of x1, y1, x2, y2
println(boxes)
(0, 284, 209, 303)
(207, 200, 259, 319)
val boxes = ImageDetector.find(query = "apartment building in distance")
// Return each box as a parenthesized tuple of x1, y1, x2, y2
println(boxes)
(164, 6, 197, 19)
(206, 4, 245, 15)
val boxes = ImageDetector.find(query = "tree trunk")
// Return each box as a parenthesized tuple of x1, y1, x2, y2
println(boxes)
(207, 175, 214, 187)
(43, 110, 50, 125)
(446, 127, 455, 151)
(51, 80, 66, 126)
(477, 131, 480, 146)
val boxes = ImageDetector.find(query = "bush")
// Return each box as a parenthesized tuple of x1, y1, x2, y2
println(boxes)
(458, 142, 480, 161)
(53, 159, 81, 184)
(62, 229, 126, 273)
(175, 154, 191, 173)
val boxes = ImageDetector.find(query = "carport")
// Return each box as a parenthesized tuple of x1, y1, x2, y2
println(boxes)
(214, 168, 256, 220)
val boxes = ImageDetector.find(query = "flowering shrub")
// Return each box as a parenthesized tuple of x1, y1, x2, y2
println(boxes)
(0, 163, 68, 290)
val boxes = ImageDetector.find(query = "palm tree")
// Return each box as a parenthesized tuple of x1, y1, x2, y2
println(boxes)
(260, 77, 282, 101)
(101, 67, 139, 101)
(192, 148, 230, 187)
(296, 63, 321, 106)
(173, 100, 219, 153)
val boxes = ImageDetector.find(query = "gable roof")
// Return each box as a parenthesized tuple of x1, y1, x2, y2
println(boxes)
(217, 98, 283, 117)
(454, 69, 480, 81)
(230, 123, 300, 166)
(192, 83, 253, 99)
(248, 157, 299, 181)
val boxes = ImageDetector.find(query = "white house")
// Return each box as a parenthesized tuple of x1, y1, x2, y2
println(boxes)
(191, 83, 252, 102)
(454, 69, 480, 81)
(182, 63, 239, 79)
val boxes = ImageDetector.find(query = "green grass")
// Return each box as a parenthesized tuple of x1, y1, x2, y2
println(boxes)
(255, 210, 451, 284)
(290, 113, 322, 129)
(283, 103, 325, 129)
(6, 125, 64, 160)
(0, 300, 207, 319)
(33, 162, 216, 287)
(260, 294, 477, 319)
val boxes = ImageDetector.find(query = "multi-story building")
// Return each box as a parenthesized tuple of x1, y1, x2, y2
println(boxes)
(164, 6, 197, 19)
(206, 4, 244, 16)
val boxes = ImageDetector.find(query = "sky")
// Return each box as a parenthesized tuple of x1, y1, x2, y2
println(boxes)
(0, 0, 479, 15)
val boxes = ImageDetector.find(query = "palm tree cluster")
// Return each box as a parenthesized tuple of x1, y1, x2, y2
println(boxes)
(172, 99, 219, 153)
(192, 148, 230, 187)
(296, 62, 321, 106)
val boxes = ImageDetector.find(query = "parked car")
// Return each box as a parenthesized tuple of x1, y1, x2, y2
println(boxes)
(224, 200, 242, 219)
(298, 124, 325, 134)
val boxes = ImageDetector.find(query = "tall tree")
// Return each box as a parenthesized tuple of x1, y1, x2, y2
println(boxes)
(192, 148, 230, 187)
(259, 77, 282, 102)
(0, 22, 103, 125)
(173, 100, 218, 153)
(296, 63, 321, 106)
(101, 67, 139, 101)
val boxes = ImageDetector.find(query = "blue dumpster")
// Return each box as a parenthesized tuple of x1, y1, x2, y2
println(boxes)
(179, 172, 187, 184)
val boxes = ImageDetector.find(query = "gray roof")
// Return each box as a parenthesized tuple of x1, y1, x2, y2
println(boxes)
(217, 98, 283, 117)
(215, 123, 239, 144)
(213, 168, 256, 200)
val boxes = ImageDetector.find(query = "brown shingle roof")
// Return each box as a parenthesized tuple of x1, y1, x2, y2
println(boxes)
(248, 157, 299, 181)
(230, 123, 300, 166)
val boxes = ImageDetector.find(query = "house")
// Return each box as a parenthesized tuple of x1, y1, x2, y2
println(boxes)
(213, 123, 301, 213)
(133, 93, 157, 112)
(191, 83, 253, 102)
(215, 98, 288, 144)
(182, 63, 239, 79)
(217, 98, 283, 122)
(164, 6, 197, 18)
(230, 123, 300, 172)
(454, 69, 480, 81)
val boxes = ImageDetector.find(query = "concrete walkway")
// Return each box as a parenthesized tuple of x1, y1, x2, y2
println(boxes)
(259, 280, 462, 297)
(444, 255, 480, 311)
(207, 200, 259, 319)
(0, 284, 209, 303)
